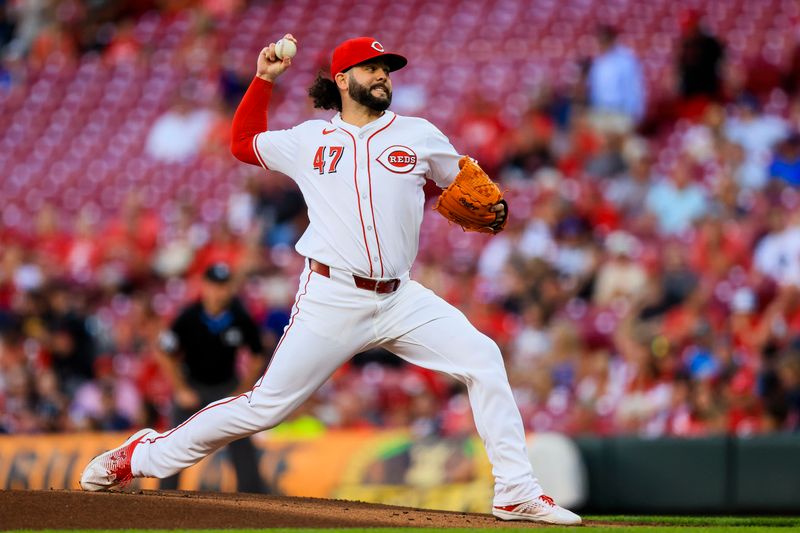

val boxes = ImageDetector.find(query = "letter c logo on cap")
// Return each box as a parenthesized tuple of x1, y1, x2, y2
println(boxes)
(371, 41, 385, 52)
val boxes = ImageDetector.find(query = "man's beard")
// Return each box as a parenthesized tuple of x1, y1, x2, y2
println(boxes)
(348, 77, 392, 112)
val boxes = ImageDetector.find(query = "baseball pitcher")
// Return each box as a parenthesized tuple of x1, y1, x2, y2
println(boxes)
(80, 34, 580, 525)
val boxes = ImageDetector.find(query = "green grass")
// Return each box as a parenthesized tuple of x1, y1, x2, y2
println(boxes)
(588, 516, 800, 526)
(5, 517, 800, 532)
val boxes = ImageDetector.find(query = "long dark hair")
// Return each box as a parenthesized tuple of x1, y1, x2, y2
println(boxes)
(308, 72, 341, 111)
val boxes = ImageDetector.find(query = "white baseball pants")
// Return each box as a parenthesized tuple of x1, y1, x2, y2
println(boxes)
(131, 260, 543, 505)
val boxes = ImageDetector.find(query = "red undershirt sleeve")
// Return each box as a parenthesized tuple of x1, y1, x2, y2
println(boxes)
(230, 76, 273, 166)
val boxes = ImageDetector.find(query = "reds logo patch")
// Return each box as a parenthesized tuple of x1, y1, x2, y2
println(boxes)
(376, 145, 418, 174)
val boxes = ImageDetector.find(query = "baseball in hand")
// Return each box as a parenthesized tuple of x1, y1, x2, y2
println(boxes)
(275, 38, 297, 59)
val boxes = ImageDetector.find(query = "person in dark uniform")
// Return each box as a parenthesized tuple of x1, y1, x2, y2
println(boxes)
(157, 262, 268, 493)
(676, 8, 725, 122)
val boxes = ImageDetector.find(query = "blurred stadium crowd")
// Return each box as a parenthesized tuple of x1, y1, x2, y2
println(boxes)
(1, 0, 800, 437)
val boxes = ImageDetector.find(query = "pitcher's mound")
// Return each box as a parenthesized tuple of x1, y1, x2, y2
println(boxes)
(1, 489, 545, 529)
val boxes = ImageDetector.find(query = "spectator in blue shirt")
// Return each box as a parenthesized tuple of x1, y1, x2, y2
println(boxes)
(769, 133, 800, 187)
(645, 160, 708, 235)
(587, 25, 646, 133)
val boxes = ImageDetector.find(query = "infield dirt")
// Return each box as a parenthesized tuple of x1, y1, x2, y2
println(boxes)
(1, 489, 560, 529)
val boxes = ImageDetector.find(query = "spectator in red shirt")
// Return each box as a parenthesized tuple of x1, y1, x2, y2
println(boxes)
(452, 94, 510, 177)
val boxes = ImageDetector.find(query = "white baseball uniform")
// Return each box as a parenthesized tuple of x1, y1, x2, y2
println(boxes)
(131, 105, 543, 506)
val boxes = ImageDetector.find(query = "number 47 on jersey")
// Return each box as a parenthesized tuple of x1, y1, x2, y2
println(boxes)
(313, 146, 344, 174)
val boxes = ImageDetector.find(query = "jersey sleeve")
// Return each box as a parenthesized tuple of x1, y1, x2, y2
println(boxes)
(253, 126, 300, 177)
(230, 76, 272, 166)
(424, 122, 462, 188)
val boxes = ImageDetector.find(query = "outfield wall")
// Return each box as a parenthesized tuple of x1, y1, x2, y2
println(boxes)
(0, 430, 797, 513)
(576, 434, 800, 513)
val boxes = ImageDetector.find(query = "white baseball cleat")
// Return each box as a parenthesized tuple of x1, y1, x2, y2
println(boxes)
(80, 428, 152, 491)
(493, 495, 583, 525)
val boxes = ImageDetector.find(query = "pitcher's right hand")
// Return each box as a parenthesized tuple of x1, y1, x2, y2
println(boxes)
(257, 33, 296, 82)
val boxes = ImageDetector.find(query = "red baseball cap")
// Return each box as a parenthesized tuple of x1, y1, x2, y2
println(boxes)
(330, 37, 407, 79)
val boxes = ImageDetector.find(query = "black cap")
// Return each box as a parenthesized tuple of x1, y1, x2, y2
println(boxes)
(204, 262, 232, 283)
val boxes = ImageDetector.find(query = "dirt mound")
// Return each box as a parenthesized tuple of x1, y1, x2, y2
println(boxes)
(1, 490, 547, 529)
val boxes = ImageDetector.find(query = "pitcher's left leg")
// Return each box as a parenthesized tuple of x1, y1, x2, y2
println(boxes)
(380, 281, 541, 506)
